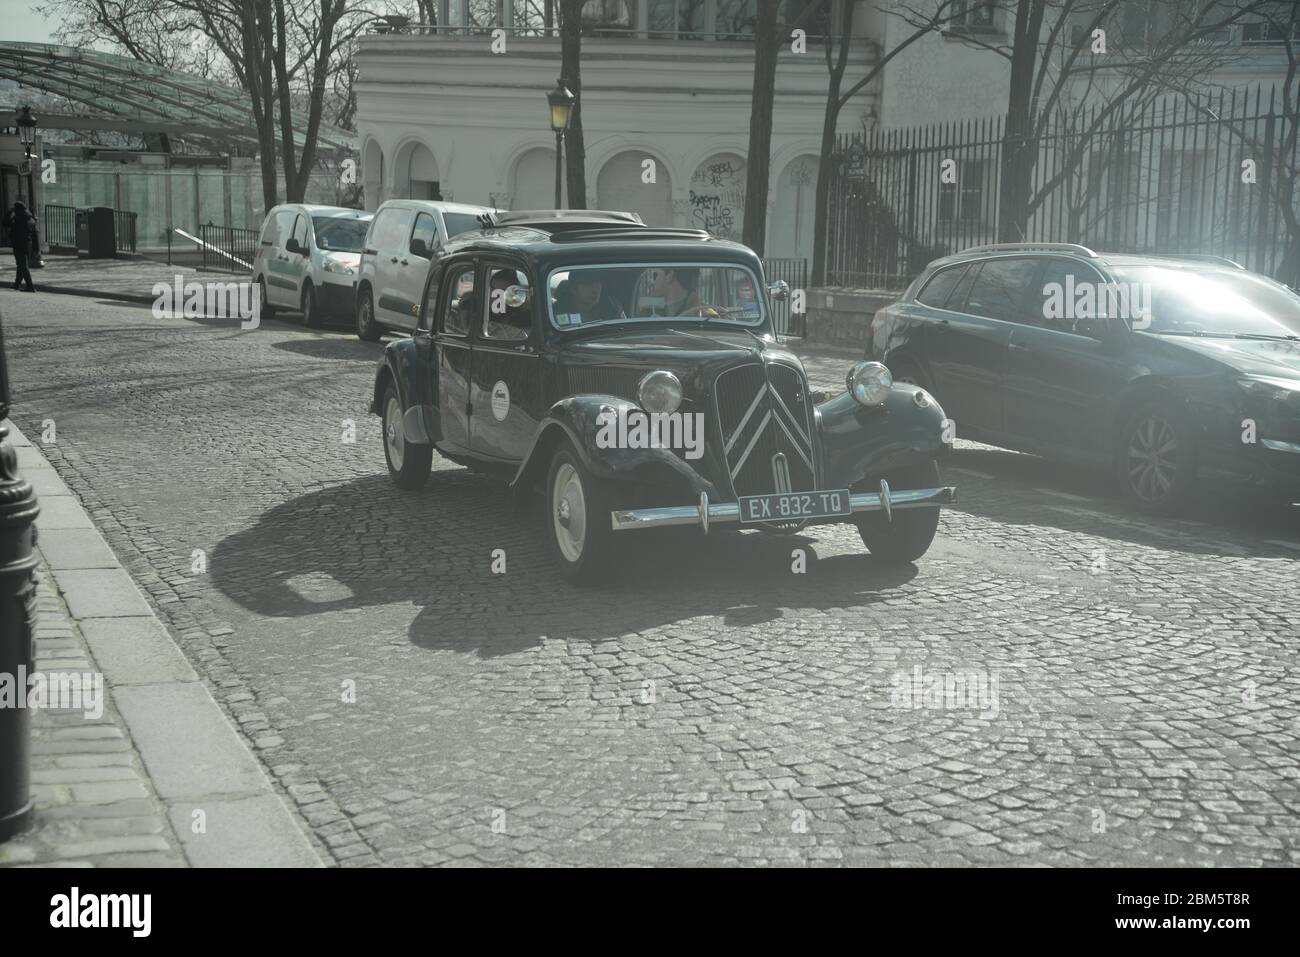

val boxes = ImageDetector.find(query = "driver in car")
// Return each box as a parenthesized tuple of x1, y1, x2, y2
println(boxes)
(651, 267, 718, 318)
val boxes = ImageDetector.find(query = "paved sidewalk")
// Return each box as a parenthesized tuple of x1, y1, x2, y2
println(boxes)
(0, 423, 323, 868)
(26, 255, 236, 305)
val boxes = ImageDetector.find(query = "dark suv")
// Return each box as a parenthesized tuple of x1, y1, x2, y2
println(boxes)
(867, 243, 1300, 511)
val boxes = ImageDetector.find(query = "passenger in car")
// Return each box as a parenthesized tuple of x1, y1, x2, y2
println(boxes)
(553, 270, 625, 324)
(651, 267, 704, 316)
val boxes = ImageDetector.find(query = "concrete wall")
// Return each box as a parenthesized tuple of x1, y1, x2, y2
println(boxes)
(354, 31, 878, 262)
(803, 287, 900, 351)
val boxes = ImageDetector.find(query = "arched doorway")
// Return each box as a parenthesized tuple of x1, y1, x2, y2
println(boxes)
(393, 141, 441, 200)
(769, 155, 818, 261)
(509, 146, 558, 211)
(595, 151, 672, 226)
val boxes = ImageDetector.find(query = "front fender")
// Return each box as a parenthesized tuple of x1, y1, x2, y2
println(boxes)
(511, 395, 723, 499)
(818, 384, 950, 489)
(371, 339, 438, 445)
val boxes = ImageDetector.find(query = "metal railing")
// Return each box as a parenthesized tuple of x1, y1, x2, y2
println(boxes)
(114, 210, 137, 253)
(43, 204, 76, 251)
(762, 257, 808, 337)
(197, 223, 259, 273)
(824, 83, 1300, 290)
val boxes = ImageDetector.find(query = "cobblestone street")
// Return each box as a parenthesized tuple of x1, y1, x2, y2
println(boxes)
(5, 289, 1298, 867)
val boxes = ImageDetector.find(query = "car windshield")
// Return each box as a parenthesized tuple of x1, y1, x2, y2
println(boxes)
(1107, 265, 1300, 338)
(548, 263, 764, 329)
(312, 216, 369, 252)
(444, 213, 486, 239)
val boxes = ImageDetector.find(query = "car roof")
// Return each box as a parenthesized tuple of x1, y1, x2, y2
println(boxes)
(436, 221, 761, 272)
(922, 244, 1252, 276)
(375, 199, 496, 216)
(272, 204, 369, 217)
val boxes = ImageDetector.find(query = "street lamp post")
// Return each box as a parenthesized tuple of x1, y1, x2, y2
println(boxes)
(546, 79, 576, 209)
(0, 306, 39, 843)
(14, 107, 42, 268)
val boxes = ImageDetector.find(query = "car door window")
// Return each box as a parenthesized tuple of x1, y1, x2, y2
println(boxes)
(963, 257, 1038, 323)
(916, 264, 968, 308)
(387, 209, 415, 251)
(1034, 258, 1108, 334)
(419, 265, 442, 332)
(442, 263, 477, 337)
(411, 212, 437, 258)
(290, 214, 308, 252)
(483, 266, 531, 342)
(259, 211, 282, 246)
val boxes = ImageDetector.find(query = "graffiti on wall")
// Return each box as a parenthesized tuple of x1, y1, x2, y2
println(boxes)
(689, 156, 745, 239)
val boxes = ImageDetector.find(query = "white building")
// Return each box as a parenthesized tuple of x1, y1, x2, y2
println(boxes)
(354, 2, 879, 262)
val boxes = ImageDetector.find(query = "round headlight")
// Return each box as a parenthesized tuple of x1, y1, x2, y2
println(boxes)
(638, 370, 682, 414)
(847, 360, 893, 406)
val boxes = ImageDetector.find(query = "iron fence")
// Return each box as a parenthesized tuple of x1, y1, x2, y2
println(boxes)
(197, 223, 259, 273)
(43, 204, 76, 251)
(825, 83, 1300, 291)
(762, 257, 808, 337)
(114, 210, 137, 253)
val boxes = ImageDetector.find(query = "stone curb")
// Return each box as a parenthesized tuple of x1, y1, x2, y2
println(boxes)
(11, 423, 324, 868)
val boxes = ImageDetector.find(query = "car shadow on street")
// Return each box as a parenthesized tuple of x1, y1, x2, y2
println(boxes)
(209, 470, 920, 658)
(947, 445, 1300, 554)
(272, 337, 385, 361)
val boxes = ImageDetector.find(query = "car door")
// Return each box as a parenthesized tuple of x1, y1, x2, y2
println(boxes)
(468, 262, 543, 463)
(265, 209, 300, 306)
(931, 257, 1038, 437)
(390, 211, 438, 333)
(1003, 257, 1133, 462)
(435, 259, 476, 452)
(283, 212, 311, 307)
(375, 206, 416, 328)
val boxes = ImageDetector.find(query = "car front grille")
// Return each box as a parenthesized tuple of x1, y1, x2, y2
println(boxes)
(715, 362, 817, 497)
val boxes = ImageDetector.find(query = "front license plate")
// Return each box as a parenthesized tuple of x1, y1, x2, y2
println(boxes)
(739, 489, 852, 523)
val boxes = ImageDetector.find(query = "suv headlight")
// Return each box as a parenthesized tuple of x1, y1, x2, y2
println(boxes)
(847, 360, 892, 406)
(638, 370, 682, 414)
(323, 258, 355, 276)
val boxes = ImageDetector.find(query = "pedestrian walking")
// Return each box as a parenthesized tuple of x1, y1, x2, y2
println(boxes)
(4, 201, 37, 292)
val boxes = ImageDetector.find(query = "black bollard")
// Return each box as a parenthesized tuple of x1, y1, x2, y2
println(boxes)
(0, 313, 39, 843)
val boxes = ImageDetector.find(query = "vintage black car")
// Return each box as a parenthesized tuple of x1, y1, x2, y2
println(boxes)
(868, 243, 1300, 512)
(370, 210, 956, 582)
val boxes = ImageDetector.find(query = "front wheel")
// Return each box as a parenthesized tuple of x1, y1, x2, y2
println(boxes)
(382, 383, 432, 490)
(356, 287, 383, 341)
(257, 278, 276, 321)
(855, 460, 942, 563)
(302, 283, 323, 328)
(1115, 398, 1197, 514)
(545, 441, 618, 584)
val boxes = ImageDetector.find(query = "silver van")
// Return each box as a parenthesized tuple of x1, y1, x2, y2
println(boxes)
(253, 204, 373, 327)
(354, 200, 495, 340)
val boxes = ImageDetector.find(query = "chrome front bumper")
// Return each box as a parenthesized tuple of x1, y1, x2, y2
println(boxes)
(610, 482, 957, 532)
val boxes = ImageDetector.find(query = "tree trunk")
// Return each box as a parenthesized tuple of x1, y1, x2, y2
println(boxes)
(560, 0, 587, 209)
(812, 1, 855, 286)
(997, 0, 1045, 242)
(241, 0, 278, 211)
(743, 2, 781, 254)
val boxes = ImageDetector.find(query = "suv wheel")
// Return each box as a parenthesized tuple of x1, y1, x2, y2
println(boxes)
(301, 283, 322, 329)
(855, 460, 942, 563)
(1116, 398, 1197, 513)
(546, 440, 617, 584)
(381, 383, 432, 490)
(356, 287, 383, 341)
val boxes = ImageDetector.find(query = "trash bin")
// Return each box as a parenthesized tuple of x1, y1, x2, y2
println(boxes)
(75, 207, 117, 259)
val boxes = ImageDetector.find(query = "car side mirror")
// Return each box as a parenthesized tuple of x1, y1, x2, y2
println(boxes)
(410, 237, 430, 259)
(768, 279, 789, 302)
(285, 238, 305, 255)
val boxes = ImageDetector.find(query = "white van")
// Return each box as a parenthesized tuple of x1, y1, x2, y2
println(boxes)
(252, 204, 373, 327)
(354, 200, 495, 340)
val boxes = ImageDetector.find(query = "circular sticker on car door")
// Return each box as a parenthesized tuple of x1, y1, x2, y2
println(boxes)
(491, 380, 510, 421)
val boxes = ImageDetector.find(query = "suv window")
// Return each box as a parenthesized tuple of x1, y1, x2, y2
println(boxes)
(963, 257, 1038, 323)
(442, 263, 477, 336)
(483, 267, 531, 341)
(411, 212, 437, 258)
(259, 210, 281, 246)
(444, 212, 484, 239)
(916, 265, 968, 308)
(1034, 258, 1107, 333)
